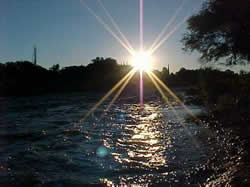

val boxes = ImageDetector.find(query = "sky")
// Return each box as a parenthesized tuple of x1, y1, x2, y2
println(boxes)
(0, 0, 238, 72)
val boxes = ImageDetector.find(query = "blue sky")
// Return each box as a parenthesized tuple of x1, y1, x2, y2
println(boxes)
(1, 0, 208, 72)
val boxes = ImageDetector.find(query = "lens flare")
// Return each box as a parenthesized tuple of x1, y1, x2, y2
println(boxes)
(96, 146, 108, 157)
(97, 0, 135, 52)
(150, 15, 189, 54)
(140, 0, 144, 51)
(148, 72, 200, 148)
(131, 51, 152, 72)
(79, 0, 135, 55)
(78, 69, 135, 123)
(149, 0, 187, 52)
(77, 0, 204, 131)
(99, 69, 136, 120)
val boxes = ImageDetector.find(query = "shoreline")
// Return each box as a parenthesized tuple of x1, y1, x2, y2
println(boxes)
(188, 108, 250, 186)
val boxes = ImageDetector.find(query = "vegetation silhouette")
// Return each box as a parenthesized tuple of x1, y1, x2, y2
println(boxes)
(1, 58, 250, 116)
(182, 0, 250, 65)
(0, 58, 158, 96)
(180, 1, 250, 184)
(1, 55, 250, 120)
(171, 68, 250, 114)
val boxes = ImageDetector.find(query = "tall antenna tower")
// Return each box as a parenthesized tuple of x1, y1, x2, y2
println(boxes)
(33, 45, 37, 65)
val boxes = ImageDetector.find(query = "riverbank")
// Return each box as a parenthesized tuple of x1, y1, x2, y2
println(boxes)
(187, 106, 250, 186)
(0, 92, 242, 186)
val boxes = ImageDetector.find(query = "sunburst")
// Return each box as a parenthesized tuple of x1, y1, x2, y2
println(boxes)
(131, 50, 152, 72)
(77, 0, 203, 124)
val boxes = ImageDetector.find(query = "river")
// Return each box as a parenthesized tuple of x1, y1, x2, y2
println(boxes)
(0, 93, 244, 186)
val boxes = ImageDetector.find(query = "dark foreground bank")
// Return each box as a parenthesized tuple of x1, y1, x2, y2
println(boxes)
(185, 98, 250, 186)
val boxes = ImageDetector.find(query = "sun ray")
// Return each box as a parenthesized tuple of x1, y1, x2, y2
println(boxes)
(149, 1, 204, 54)
(75, 0, 206, 128)
(140, 0, 144, 51)
(79, 0, 135, 55)
(99, 68, 136, 120)
(78, 69, 136, 123)
(139, 71, 143, 106)
(148, 72, 186, 122)
(147, 73, 169, 104)
(148, 72, 200, 147)
(97, 0, 135, 53)
(148, 72, 183, 122)
(149, 15, 189, 54)
(149, 72, 202, 123)
(148, 0, 187, 53)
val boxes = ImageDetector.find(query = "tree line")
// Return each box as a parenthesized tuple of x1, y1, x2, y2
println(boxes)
(0, 58, 131, 96)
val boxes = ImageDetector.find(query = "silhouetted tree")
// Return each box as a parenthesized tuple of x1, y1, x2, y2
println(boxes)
(182, 0, 250, 65)
(49, 64, 60, 72)
(162, 67, 169, 77)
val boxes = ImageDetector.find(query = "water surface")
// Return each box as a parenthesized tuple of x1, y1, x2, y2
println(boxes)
(0, 93, 241, 186)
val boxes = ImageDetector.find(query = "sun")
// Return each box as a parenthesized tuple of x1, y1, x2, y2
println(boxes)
(131, 51, 152, 72)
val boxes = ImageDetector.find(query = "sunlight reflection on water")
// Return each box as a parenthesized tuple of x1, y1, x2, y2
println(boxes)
(102, 104, 173, 185)
(1, 95, 238, 186)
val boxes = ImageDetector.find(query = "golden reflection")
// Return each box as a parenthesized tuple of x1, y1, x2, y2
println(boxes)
(111, 105, 170, 169)
(101, 177, 142, 187)
(100, 178, 116, 187)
